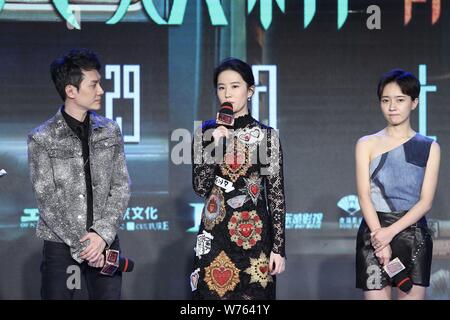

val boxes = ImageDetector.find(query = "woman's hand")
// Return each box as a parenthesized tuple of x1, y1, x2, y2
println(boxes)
(212, 126, 229, 146)
(269, 252, 285, 275)
(375, 244, 392, 266)
(371, 226, 396, 253)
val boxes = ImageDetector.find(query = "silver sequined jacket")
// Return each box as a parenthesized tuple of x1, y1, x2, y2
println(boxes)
(27, 108, 131, 263)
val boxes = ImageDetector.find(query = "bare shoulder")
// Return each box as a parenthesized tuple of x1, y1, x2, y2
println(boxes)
(356, 132, 383, 150)
(430, 140, 441, 156)
(431, 140, 441, 150)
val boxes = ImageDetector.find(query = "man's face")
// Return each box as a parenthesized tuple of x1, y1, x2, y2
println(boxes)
(70, 69, 104, 112)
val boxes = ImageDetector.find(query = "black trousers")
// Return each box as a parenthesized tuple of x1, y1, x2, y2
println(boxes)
(40, 237, 122, 300)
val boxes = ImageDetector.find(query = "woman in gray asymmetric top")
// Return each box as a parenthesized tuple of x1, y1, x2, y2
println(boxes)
(370, 133, 431, 213)
(356, 133, 434, 291)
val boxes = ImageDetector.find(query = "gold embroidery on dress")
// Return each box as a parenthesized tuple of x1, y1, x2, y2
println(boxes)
(220, 136, 251, 182)
(204, 251, 240, 298)
(245, 252, 273, 288)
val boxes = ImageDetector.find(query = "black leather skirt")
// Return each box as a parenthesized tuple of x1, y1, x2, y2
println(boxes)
(355, 211, 433, 290)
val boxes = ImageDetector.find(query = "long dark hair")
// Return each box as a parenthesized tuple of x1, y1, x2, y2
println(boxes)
(213, 57, 255, 89)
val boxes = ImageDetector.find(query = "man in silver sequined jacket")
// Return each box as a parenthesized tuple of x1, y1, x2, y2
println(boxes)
(27, 48, 130, 299)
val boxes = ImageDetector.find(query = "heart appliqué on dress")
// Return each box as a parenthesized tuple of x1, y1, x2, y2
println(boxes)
(224, 152, 245, 172)
(236, 127, 263, 145)
(259, 266, 268, 275)
(228, 210, 263, 250)
(204, 251, 240, 297)
(212, 267, 232, 287)
(249, 184, 259, 197)
(239, 133, 251, 142)
(238, 223, 254, 238)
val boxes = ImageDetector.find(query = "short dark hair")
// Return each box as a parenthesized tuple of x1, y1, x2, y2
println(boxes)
(213, 57, 255, 89)
(50, 48, 101, 101)
(377, 69, 420, 101)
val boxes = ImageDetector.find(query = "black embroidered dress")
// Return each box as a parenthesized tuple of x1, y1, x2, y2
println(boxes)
(191, 113, 286, 300)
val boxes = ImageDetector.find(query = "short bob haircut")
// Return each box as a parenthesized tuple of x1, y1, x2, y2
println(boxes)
(377, 69, 421, 101)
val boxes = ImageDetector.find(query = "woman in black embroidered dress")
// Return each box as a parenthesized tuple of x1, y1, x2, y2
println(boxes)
(190, 58, 286, 300)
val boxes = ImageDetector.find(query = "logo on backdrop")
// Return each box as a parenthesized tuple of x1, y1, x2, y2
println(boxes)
(20, 208, 40, 229)
(0, 1, 440, 30)
(121, 206, 169, 232)
(337, 195, 362, 229)
(19, 206, 169, 232)
(285, 212, 323, 229)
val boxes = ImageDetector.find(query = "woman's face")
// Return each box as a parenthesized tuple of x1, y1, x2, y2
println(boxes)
(216, 70, 254, 117)
(380, 82, 418, 126)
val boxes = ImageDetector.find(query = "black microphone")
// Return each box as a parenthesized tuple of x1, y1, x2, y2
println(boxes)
(99, 249, 134, 276)
(118, 256, 134, 272)
(382, 257, 412, 292)
(216, 102, 234, 127)
(392, 270, 413, 292)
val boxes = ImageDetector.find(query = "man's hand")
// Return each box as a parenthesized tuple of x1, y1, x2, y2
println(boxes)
(79, 232, 107, 263)
(88, 254, 105, 268)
